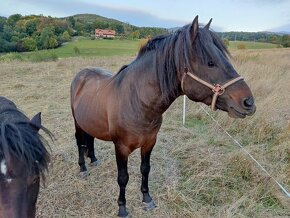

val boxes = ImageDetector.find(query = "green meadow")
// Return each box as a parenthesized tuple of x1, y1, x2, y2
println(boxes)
(57, 38, 140, 57)
(0, 38, 279, 62)
(229, 40, 278, 49)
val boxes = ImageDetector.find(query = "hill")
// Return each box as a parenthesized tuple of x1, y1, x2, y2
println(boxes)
(0, 13, 167, 53)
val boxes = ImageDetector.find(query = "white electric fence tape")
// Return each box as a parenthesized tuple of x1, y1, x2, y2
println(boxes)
(182, 97, 290, 198)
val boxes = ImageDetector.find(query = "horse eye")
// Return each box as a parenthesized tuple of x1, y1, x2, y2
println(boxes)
(208, 61, 214, 68)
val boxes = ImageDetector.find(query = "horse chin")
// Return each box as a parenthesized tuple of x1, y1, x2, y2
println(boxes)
(227, 107, 248, 118)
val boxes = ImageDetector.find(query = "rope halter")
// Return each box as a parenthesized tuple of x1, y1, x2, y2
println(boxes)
(181, 67, 244, 110)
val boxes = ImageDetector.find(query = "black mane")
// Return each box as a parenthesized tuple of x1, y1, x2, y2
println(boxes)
(0, 97, 50, 177)
(115, 24, 230, 104)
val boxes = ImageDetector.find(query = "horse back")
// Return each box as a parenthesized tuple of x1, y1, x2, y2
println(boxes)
(71, 67, 112, 96)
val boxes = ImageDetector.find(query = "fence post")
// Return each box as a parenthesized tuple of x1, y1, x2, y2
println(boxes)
(183, 95, 186, 126)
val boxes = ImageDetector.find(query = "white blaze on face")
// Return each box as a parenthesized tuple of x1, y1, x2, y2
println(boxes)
(1, 159, 7, 175)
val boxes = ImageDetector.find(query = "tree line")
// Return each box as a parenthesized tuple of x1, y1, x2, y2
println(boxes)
(1, 13, 289, 53)
(216, 31, 290, 47)
(0, 14, 168, 53)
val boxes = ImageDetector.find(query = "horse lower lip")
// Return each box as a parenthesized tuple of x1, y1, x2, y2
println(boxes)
(230, 107, 247, 118)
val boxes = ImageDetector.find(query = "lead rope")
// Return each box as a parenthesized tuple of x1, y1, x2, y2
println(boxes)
(198, 104, 290, 198)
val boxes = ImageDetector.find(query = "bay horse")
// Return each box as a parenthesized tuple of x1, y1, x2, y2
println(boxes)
(71, 16, 256, 217)
(0, 96, 51, 218)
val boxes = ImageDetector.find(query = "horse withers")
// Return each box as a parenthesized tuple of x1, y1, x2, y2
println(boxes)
(71, 16, 256, 217)
(0, 96, 51, 218)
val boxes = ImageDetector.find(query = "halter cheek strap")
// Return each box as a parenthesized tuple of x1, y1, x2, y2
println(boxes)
(181, 67, 244, 110)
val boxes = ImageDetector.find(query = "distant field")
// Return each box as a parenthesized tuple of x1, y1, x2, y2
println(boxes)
(0, 38, 140, 61)
(229, 40, 278, 49)
(0, 38, 280, 62)
(56, 38, 140, 57)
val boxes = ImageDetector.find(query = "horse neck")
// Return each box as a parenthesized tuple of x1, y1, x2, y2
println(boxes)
(127, 53, 181, 115)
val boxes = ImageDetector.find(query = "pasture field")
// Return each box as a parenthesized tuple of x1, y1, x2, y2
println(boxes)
(0, 38, 140, 61)
(229, 40, 278, 50)
(56, 38, 140, 57)
(0, 48, 289, 217)
(0, 38, 278, 62)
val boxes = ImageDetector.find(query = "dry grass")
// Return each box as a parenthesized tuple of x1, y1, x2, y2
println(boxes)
(0, 49, 289, 217)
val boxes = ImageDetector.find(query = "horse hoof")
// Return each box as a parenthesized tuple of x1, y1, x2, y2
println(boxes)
(79, 171, 90, 179)
(142, 200, 156, 211)
(117, 206, 129, 218)
(90, 160, 101, 166)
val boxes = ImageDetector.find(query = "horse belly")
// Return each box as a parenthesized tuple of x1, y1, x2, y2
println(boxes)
(72, 73, 113, 141)
(74, 100, 112, 141)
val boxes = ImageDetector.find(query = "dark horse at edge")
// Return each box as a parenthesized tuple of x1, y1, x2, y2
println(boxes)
(71, 16, 256, 217)
(0, 96, 51, 218)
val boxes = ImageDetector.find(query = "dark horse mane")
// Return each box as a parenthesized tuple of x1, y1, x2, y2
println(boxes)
(114, 23, 230, 104)
(0, 97, 50, 177)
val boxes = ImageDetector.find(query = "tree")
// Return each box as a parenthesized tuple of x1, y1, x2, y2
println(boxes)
(38, 27, 57, 49)
(22, 37, 37, 51)
(130, 30, 140, 39)
(93, 20, 109, 29)
(54, 20, 69, 35)
(26, 19, 39, 36)
(115, 24, 124, 34)
(61, 31, 71, 42)
(0, 39, 16, 52)
(7, 14, 22, 27)
(48, 36, 58, 48)
(0, 17, 7, 32)
(2, 24, 13, 41)
(67, 16, 75, 28)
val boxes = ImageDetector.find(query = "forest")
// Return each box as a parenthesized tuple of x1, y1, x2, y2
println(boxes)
(0, 13, 167, 52)
(0, 13, 289, 53)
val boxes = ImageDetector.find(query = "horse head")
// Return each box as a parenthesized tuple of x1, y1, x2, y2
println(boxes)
(181, 16, 256, 118)
(0, 109, 50, 218)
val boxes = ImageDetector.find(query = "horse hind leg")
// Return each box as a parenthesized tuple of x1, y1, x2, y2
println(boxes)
(74, 124, 90, 178)
(84, 132, 100, 166)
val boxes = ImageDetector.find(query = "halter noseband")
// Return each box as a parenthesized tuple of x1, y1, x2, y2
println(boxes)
(181, 67, 243, 110)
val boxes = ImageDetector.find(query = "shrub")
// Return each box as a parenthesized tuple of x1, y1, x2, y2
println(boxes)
(0, 52, 23, 61)
(237, 43, 246, 49)
(73, 46, 80, 55)
(29, 51, 58, 62)
(223, 38, 229, 48)
(139, 38, 150, 50)
(22, 37, 37, 51)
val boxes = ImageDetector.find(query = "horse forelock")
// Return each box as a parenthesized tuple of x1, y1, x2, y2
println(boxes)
(0, 98, 50, 177)
(193, 27, 231, 69)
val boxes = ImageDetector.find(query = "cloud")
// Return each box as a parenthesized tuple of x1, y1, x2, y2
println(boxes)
(2, 0, 188, 28)
(269, 23, 290, 33)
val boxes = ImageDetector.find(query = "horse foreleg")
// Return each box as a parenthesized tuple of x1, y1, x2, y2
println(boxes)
(114, 143, 130, 217)
(140, 143, 156, 210)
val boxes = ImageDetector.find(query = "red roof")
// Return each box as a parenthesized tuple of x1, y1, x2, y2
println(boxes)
(95, 29, 116, 35)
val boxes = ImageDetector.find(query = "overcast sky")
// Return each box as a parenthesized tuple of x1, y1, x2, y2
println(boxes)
(1, 0, 290, 32)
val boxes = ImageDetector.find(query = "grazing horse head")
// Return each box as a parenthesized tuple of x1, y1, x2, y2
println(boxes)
(0, 97, 50, 218)
(179, 16, 256, 117)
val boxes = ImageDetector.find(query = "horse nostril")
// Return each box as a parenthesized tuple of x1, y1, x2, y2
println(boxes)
(243, 97, 254, 108)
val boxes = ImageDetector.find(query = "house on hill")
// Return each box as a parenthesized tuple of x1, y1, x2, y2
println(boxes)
(95, 29, 116, 39)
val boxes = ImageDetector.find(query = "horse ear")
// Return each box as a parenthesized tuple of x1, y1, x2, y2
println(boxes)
(190, 15, 199, 40)
(204, 18, 213, 30)
(30, 112, 42, 131)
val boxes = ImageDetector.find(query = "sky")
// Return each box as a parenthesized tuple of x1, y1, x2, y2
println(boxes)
(1, 0, 290, 32)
